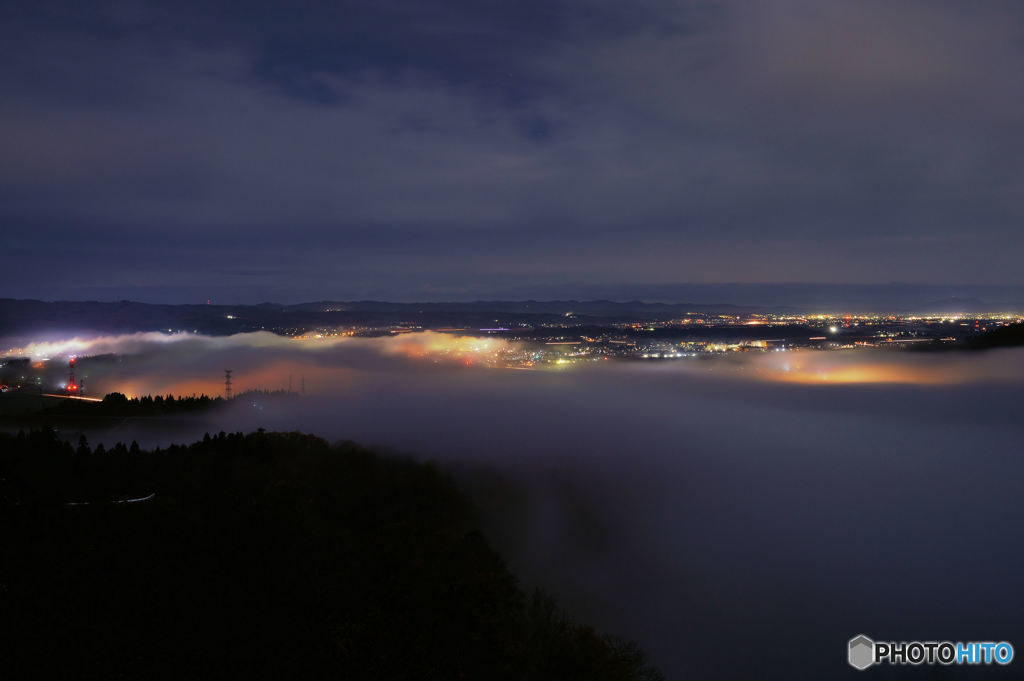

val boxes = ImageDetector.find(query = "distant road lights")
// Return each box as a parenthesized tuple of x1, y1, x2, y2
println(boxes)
(829, 326, 839, 334)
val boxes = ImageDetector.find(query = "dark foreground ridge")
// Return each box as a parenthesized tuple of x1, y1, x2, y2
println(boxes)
(0, 429, 662, 681)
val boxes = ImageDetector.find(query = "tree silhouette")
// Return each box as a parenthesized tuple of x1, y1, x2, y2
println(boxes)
(0, 428, 663, 681)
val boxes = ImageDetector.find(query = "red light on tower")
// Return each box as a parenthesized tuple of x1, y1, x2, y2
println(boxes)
(67, 356, 78, 396)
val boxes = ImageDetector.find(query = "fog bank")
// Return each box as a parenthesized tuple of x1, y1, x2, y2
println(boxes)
(14, 332, 1024, 679)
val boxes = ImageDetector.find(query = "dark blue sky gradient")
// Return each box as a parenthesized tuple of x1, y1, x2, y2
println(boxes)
(3, 0, 1023, 302)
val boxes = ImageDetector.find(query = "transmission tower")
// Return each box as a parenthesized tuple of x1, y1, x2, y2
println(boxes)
(224, 369, 233, 400)
(67, 356, 79, 396)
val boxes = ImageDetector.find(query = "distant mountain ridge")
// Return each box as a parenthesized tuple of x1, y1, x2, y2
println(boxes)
(0, 298, 749, 343)
(921, 297, 990, 312)
(0, 294, 1018, 345)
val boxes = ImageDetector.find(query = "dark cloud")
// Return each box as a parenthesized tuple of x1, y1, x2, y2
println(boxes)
(2, 0, 1024, 301)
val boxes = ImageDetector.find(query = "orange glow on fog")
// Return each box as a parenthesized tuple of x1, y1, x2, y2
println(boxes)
(11, 331, 510, 398)
(748, 349, 1024, 386)
(116, 360, 360, 398)
(760, 364, 952, 385)
(13, 331, 1024, 398)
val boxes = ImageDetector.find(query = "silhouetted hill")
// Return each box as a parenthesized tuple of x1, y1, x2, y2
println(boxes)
(0, 429, 663, 681)
(968, 321, 1024, 349)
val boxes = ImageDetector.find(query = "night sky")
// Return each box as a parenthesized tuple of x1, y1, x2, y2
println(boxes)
(3, 1, 1023, 303)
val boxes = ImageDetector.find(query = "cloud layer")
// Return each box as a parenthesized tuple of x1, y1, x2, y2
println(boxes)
(3, 0, 1024, 300)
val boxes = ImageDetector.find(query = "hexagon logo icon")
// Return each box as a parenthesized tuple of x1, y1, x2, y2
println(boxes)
(848, 635, 875, 670)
